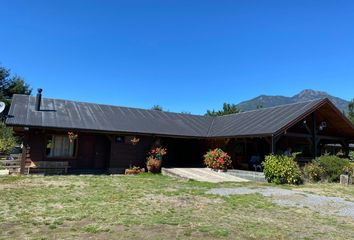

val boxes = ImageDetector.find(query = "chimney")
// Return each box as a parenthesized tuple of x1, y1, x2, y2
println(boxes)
(35, 88, 42, 111)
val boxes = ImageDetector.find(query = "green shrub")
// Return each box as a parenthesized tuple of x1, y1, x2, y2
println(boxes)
(262, 154, 302, 185)
(315, 155, 350, 182)
(303, 161, 325, 182)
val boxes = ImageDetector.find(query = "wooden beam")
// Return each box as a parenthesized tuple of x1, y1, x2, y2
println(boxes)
(271, 136, 275, 154)
(285, 132, 312, 139)
(318, 135, 346, 141)
(285, 132, 346, 142)
(270, 135, 281, 154)
(341, 140, 350, 157)
(20, 133, 29, 174)
(312, 112, 318, 158)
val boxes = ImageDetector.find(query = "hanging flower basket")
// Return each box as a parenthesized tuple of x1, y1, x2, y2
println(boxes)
(68, 131, 78, 142)
(130, 137, 140, 146)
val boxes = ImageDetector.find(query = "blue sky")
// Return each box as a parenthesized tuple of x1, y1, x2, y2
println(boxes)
(1, 0, 353, 114)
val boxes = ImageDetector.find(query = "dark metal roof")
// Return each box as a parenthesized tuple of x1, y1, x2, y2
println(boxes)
(6, 95, 213, 137)
(6, 95, 335, 138)
(208, 99, 326, 137)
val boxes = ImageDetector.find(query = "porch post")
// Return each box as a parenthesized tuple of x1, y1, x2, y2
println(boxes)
(20, 133, 29, 174)
(342, 140, 350, 157)
(312, 112, 318, 158)
(271, 135, 276, 154)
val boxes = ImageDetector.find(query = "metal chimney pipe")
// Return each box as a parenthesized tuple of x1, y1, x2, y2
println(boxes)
(35, 88, 42, 111)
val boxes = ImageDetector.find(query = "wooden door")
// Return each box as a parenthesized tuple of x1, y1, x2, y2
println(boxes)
(77, 135, 95, 168)
(94, 135, 110, 169)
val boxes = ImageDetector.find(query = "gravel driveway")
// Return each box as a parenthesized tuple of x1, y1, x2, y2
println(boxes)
(207, 187, 354, 219)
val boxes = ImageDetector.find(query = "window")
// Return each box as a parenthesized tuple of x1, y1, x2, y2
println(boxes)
(46, 135, 77, 158)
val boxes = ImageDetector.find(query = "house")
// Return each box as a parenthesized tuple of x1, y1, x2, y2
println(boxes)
(5, 90, 354, 174)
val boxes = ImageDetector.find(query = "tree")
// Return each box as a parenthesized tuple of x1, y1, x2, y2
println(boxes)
(0, 122, 17, 154)
(206, 103, 241, 116)
(348, 99, 354, 123)
(151, 105, 163, 111)
(0, 65, 32, 114)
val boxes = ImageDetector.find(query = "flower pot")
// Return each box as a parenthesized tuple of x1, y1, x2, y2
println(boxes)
(147, 164, 161, 173)
(0, 169, 9, 176)
(154, 160, 162, 169)
(125, 168, 145, 175)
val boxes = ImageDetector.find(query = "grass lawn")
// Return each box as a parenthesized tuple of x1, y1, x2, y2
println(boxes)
(0, 174, 353, 240)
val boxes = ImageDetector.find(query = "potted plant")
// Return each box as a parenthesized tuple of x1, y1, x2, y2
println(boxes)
(146, 147, 167, 173)
(203, 148, 232, 172)
(125, 166, 145, 175)
(146, 156, 159, 173)
(130, 137, 140, 146)
(68, 131, 78, 143)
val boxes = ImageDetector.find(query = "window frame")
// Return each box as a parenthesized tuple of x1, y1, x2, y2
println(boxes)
(45, 134, 78, 159)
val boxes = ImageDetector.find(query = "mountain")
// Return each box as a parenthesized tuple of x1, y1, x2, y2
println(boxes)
(237, 89, 350, 113)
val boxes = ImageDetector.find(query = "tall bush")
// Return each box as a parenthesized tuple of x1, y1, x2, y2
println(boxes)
(316, 155, 350, 182)
(262, 154, 302, 185)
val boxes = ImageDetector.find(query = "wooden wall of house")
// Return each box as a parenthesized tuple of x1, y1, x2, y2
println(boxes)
(76, 134, 111, 169)
(22, 129, 111, 169)
(24, 130, 46, 163)
(20, 129, 160, 172)
(108, 136, 154, 171)
(22, 128, 319, 172)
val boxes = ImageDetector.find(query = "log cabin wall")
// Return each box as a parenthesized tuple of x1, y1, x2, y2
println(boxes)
(24, 129, 46, 163)
(108, 135, 154, 173)
(20, 130, 166, 172)
(20, 129, 112, 170)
